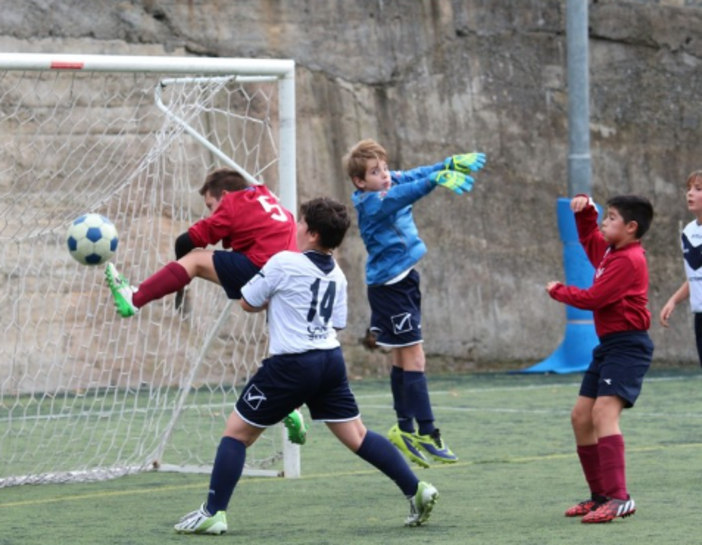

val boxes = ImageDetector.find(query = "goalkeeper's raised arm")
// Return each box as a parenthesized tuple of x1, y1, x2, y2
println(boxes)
(392, 152, 487, 185)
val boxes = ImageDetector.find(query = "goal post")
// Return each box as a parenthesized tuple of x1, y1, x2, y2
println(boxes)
(0, 53, 299, 487)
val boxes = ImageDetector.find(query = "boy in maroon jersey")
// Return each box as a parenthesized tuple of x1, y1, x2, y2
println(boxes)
(105, 167, 296, 317)
(104, 167, 306, 444)
(546, 194, 654, 524)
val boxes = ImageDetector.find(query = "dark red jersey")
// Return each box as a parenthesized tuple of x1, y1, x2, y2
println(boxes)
(549, 198, 651, 338)
(188, 185, 297, 268)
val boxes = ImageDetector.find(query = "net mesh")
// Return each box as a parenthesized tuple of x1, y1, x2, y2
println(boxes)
(0, 66, 289, 487)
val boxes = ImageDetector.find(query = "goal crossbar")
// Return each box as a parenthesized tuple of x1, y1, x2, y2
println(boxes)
(0, 53, 297, 214)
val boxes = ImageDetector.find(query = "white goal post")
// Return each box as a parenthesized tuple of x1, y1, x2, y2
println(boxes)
(0, 53, 299, 487)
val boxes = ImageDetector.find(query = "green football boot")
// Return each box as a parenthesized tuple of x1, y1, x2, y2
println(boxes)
(388, 425, 429, 469)
(174, 503, 228, 535)
(405, 481, 439, 527)
(283, 409, 308, 445)
(105, 262, 138, 318)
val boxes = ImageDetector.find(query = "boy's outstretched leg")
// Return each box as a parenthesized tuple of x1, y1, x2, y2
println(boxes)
(328, 419, 439, 527)
(105, 256, 200, 318)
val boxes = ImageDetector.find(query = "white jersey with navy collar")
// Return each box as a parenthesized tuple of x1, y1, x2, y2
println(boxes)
(681, 219, 702, 312)
(241, 250, 348, 355)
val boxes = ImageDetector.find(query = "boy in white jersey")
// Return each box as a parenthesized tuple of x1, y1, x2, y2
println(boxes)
(660, 170, 702, 365)
(174, 197, 439, 536)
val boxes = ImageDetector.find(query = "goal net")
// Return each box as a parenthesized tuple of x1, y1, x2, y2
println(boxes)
(0, 54, 298, 487)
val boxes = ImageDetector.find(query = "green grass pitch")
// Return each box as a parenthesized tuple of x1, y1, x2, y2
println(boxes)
(1, 368, 700, 544)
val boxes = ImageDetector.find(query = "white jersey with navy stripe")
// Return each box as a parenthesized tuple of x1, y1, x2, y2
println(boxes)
(241, 250, 347, 355)
(682, 220, 702, 312)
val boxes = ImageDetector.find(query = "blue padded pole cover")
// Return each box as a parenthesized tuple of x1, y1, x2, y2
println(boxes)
(520, 198, 600, 373)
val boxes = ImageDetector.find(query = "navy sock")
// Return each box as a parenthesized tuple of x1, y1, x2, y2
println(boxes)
(404, 371, 435, 436)
(356, 429, 419, 497)
(206, 436, 246, 514)
(391, 366, 414, 433)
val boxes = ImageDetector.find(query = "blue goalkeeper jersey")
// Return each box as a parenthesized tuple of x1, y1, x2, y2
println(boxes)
(352, 162, 442, 286)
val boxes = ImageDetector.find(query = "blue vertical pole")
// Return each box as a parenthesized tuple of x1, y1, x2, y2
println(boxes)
(522, 0, 598, 373)
(522, 199, 600, 373)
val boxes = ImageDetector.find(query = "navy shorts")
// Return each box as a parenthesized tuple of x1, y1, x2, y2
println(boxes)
(212, 250, 260, 299)
(579, 331, 654, 408)
(694, 313, 702, 366)
(367, 269, 423, 347)
(235, 347, 360, 427)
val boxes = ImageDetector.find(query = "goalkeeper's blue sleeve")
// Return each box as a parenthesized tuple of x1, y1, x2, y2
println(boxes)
(358, 179, 436, 219)
(392, 162, 444, 184)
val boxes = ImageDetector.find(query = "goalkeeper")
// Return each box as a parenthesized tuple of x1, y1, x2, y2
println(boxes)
(104, 167, 307, 444)
(343, 139, 486, 468)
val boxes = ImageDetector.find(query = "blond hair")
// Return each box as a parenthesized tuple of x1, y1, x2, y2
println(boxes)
(342, 139, 389, 182)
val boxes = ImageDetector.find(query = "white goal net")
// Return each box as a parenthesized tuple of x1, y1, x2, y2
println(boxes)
(0, 54, 298, 487)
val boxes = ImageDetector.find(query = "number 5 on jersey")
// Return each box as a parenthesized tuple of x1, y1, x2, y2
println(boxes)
(257, 195, 288, 222)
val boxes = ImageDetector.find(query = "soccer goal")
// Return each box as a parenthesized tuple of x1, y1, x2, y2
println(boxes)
(0, 53, 298, 487)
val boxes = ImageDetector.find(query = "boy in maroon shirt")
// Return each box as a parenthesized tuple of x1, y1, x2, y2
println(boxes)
(546, 194, 654, 524)
(105, 168, 297, 317)
(104, 168, 306, 445)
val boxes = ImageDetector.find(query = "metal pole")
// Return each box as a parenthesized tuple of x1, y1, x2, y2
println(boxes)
(567, 0, 591, 197)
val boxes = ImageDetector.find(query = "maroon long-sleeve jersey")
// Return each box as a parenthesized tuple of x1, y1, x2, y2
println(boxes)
(188, 185, 297, 268)
(548, 198, 651, 338)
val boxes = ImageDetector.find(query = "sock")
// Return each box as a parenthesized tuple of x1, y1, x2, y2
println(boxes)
(205, 436, 246, 514)
(355, 429, 419, 497)
(576, 443, 603, 496)
(598, 434, 628, 500)
(390, 366, 414, 433)
(132, 261, 192, 308)
(404, 371, 435, 436)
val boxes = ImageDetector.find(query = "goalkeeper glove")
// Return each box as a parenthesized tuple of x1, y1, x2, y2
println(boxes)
(430, 170, 474, 195)
(444, 152, 487, 174)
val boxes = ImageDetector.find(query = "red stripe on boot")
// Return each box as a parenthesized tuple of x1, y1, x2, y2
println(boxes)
(133, 262, 192, 309)
(598, 434, 628, 500)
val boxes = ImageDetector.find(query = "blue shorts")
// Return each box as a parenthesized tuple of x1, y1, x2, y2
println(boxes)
(212, 250, 260, 299)
(579, 331, 654, 408)
(694, 313, 702, 366)
(235, 347, 360, 427)
(367, 269, 423, 347)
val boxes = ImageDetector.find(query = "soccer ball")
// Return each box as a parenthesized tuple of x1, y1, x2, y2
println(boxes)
(66, 214, 119, 266)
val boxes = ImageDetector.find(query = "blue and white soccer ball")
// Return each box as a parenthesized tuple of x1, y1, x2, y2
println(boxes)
(66, 213, 119, 266)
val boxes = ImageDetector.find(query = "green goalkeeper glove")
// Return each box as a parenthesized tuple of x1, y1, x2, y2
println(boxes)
(444, 152, 487, 174)
(430, 170, 474, 195)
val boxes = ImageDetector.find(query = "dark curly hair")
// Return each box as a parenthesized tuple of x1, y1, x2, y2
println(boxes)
(300, 197, 351, 250)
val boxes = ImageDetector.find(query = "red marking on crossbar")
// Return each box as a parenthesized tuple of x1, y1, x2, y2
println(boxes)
(50, 61, 85, 70)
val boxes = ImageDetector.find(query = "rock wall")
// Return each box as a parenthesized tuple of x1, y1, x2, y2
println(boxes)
(1, 0, 701, 366)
